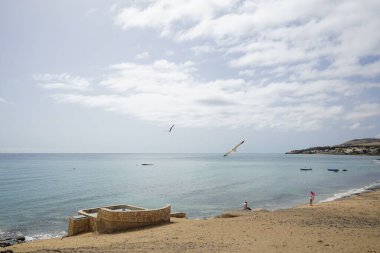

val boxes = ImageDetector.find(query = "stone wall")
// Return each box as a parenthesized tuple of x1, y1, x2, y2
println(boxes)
(96, 204, 171, 233)
(68, 204, 171, 236)
(67, 215, 90, 236)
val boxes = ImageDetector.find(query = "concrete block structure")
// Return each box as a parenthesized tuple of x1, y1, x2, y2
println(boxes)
(68, 204, 171, 236)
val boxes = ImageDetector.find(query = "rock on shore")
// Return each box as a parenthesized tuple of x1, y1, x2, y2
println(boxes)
(0, 232, 25, 247)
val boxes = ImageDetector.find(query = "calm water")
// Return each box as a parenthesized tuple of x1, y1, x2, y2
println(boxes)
(1, 153, 380, 240)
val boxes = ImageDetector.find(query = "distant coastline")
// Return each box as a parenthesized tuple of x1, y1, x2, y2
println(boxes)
(286, 138, 380, 155)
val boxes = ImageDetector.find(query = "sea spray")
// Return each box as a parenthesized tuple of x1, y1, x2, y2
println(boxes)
(25, 231, 67, 241)
(320, 180, 380, 203)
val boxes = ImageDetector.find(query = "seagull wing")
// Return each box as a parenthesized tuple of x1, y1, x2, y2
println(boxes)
(223, 140, 245, 157)
(232, 140, 245, 151)
(223, 150, 233, 157)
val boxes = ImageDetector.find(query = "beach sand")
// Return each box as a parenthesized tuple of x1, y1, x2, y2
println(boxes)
(8, 190, 380, 253)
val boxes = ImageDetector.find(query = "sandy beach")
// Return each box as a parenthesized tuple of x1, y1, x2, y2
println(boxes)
(8, 190, 380, 253)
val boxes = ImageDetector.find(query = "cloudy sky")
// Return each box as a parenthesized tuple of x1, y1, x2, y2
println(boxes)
(1, 0, 379, 153)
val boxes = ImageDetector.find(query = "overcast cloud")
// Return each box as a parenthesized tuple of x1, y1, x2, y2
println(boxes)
(35, 0, 380, 131)
(2, 0, 379, 153)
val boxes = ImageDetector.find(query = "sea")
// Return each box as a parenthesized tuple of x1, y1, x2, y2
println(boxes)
(1, 153, 380, 241)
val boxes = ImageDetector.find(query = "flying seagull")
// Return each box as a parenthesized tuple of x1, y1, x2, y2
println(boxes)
(169, 124, 175, 132)
(224, 140, 245, 157)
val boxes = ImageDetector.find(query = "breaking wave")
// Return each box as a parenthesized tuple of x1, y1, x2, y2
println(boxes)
(320, 181, 380, 203)
(24, 231, 67, 241)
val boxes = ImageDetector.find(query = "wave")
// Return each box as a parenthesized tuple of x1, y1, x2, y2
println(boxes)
(320, 180, 380, 203)
(24, 231, 67, 241)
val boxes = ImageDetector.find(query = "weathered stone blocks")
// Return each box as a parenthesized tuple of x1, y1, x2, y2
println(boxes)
(68, 204, 171, 236)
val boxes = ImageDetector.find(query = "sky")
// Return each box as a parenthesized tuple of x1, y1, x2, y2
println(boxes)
(0, 0, 380, 153)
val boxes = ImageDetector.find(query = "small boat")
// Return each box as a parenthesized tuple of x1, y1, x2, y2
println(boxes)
(342, 169, 348, 171)
(300, 168, 312, 171)
(328, 169, 339, 172)
(141, 163, 154, 166)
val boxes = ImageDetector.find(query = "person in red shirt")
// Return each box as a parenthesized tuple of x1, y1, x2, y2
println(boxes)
(310, 191, 316, 206)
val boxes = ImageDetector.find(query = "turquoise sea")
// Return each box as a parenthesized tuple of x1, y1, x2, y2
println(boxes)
(1, 153, 380, 240)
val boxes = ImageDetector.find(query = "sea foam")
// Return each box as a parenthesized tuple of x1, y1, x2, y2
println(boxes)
(25, 231, 67, 241)
(320, 180, 380, 203)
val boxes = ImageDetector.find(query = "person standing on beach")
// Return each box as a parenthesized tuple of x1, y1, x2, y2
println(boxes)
(310, 191, 316, 206)
(243, 201, 251, 210)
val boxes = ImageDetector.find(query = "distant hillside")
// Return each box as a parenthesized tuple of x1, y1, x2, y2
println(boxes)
(286, 138, 380, 155)
(339, 138, 380, 146)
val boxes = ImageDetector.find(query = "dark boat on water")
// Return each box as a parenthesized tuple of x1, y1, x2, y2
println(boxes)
(300, 168, 312, 171)
(328, 169, 339, 172)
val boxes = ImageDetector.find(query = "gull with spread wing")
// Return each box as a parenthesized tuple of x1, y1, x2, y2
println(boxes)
(223, 140, 245, 157)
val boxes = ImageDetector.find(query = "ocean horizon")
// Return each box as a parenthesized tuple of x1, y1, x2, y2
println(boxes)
(1, 153, 380, 241)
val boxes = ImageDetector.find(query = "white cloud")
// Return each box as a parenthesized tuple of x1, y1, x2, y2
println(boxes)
(35, 1, 380, 131)
(349, 122, 361, 130)
(33, 73, 90, 91)
(52, 94, 126, 110)
(135, 51, 150, 59)
(345, 103, 380, 122)
(40, 60, 379, 130)
(348, 122, 375, 130)
(115, 0, 238, 36)
(100, 60, 196, 93)
(114, 0, 380, 82)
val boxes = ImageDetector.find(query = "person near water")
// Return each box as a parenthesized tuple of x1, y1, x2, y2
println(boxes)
(243, 201, 251, 210)
(310, 191, 316, 206)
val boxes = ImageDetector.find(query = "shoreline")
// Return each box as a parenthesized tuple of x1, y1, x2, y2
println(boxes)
(6, 180, 380, 242)
(8, 188, 380, 253)
(4, 179, 380, 242)
(319, 180, 380, 203)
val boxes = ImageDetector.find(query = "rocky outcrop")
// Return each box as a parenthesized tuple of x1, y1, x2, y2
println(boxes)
(0, 232, 25, 247)
(286, 138, 380, 155)
(170, 212, 187, 218)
